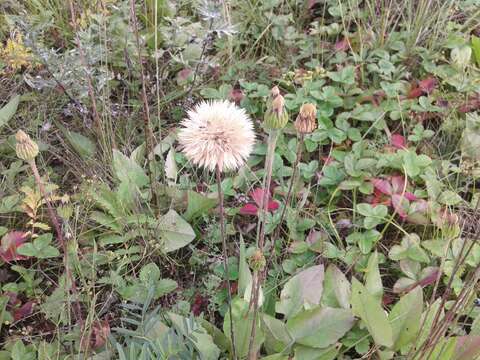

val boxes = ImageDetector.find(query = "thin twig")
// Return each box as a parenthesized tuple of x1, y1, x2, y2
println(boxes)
(216, 166, 237, 360)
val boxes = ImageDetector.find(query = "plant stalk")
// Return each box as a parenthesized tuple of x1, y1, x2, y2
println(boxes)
(28, 159, 83, 324)
(248, 129, 279, 360)
(273, 133, 304, 241)
(216, 166, 237, 360)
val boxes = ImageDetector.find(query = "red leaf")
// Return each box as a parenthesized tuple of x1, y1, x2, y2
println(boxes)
(239, 203, 259, 216)
(390, 175, 407, 194)
(334, 37, 349, 52)
(13, 301, 34, 321)
(0, 231, 29, 262)
(192, 293, 208, 316)
(92, 320, 110, 349)
(372, 178, 393, 195)
(250, 188, 266, 208)
(407, 87, 423, 99)
(177, 68, 192, 82)
(418, 77, 437, 94)
(391, 134, 406, 149)
(268, 200, 279, 212)
(404, 192, 417, 201)
(391, 194, 409, 218)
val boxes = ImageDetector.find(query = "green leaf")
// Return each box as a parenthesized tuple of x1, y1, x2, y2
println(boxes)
(139, 263, 161, 284)
(365, 252, 383, 302)
(328, 66, 355, 85)
(112, 149, 149, 188)
(389, 286, 423, 350)
(157, 209, 195, 252)
(438, 190, 463, 206)
(276, 265, 324, 319)
(238, 235, 252, 298)
(293, 344, 339, 360)
(55, 121, 96, 159)
(262, 314, 293, 354)
(472, 35, 480, 67)
(321, 264, 351, 309)
(0, 95, 20, 129)
(17, 233, 60, 259)
(287, 306, 354, 348)
(351, 278, 393, 348)
(357, 203, 388, 229)
(184, 190, 217, 221)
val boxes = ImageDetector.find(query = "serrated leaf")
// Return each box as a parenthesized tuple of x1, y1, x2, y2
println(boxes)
(157, 209, 195, 253)
(351, 278, 393, 348)
(0, 95, 20, 129)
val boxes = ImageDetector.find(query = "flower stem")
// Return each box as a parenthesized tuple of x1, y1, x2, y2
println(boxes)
(273, 133, 304, 241)
(28, 159, 83, 324)
(248, 129, 279, 360)
(216, 166, 237, 360)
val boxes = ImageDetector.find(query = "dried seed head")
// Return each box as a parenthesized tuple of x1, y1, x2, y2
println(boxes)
(295, 103, 317, 134)
(15, 130, 38, 161)
(178, 100, 255, 172)
(249, 249, 266, 271)
(264, 93, 288, 130)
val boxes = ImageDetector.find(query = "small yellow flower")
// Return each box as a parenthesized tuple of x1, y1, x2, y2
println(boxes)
(0, 33, 32, 72)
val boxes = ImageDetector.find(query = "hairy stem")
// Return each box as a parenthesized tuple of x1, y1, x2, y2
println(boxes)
(28, 159, 83, 325)
(216, 166, 237, 360)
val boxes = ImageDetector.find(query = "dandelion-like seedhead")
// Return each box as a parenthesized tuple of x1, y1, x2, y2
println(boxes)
(178, 100, 255, 172)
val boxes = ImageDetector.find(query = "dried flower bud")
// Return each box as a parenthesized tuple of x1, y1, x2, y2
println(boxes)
(249, 249, 266, 271)
(264, 94, 288, 129)
(15, 130, 38, 161)
(295, 103, 317, 134)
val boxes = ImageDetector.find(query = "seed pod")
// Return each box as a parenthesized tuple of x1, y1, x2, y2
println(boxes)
(294, 103, 317, 134)
(15, 130, 38, 161)
(264, 94, 288, 129)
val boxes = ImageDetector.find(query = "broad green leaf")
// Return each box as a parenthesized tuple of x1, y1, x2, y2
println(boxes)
(112, 149, 149, 188)
(365, 252, 383, 302)
(472, 35, 480, 67)
(238, 235, 252, 297)
(351, 278, 393, 348)
(184, 190, 216, 221)
(293, 344, 339, 360)
(388, 286, 423, 350)
(438, 190, 463, 206)
(454, 336, 480, 360)
(262, 314, 293, 354)
(0, 95, 20, 129)
(321, 264, 351, 309)
(56, 121, 96, 159)
(157, 210, 195, 253)
(287, 306, 354, 348)
(139, 263, 161, 284)
(224, 298, 264, 359)
(17, 233, 60, 259)
(276, 265, 324, 319)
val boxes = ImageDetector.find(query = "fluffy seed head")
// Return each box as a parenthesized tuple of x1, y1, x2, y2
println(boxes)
(15, 130, 38, 161)
(178, 100, 255, 172)
(295, 103, 317, 134)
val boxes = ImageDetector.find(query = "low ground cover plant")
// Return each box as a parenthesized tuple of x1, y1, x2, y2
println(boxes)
(1, 0, 480, 359)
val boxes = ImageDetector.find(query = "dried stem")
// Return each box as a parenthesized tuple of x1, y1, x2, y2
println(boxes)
(273, 133, 304, 241)
(28, 159, 82, 324)
(248, 129, 279, 360)
(216, 166, 237, 360)
(129, 0, 160, 213)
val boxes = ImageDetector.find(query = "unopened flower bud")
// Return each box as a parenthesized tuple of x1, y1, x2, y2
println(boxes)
(15, 130, 38, 161)
(271, 86, 280, 98)
(264, 94, 288, 129)
(294, 103, 317, 134)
